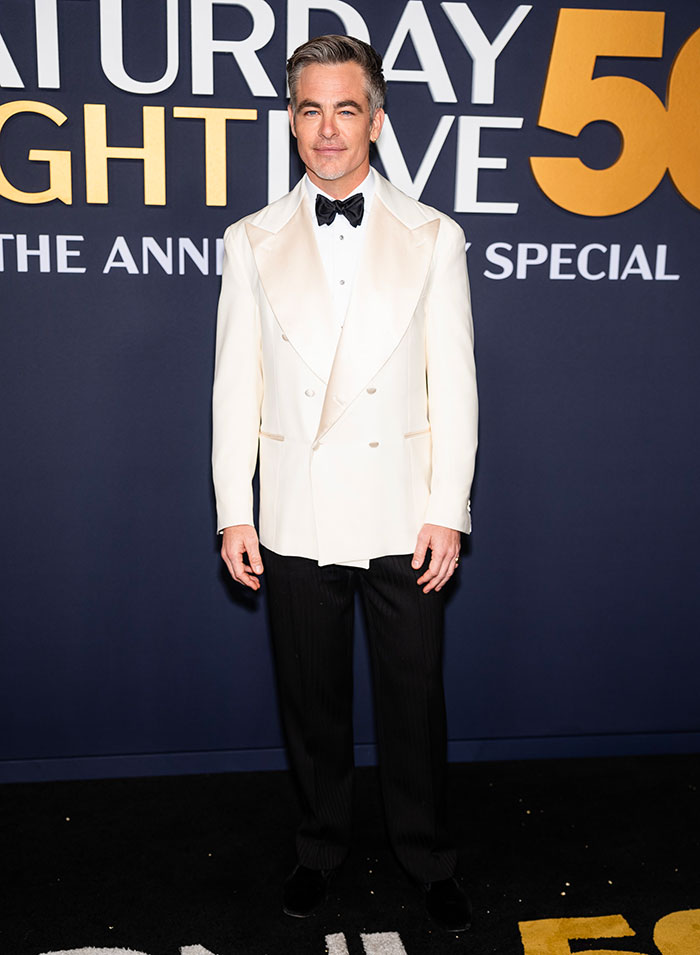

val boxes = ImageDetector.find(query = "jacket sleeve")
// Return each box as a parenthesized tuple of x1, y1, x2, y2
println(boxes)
(211, 222, 263, 533)
(422, 216, 478, 533)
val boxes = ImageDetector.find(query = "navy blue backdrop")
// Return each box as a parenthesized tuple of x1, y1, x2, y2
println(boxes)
(1, 0, 699, 783)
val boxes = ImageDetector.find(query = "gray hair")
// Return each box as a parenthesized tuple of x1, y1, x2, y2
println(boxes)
(287, 35, 387, 117)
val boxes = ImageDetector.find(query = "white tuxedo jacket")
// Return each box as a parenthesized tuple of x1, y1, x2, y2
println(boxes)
(212, 171, 478, 566)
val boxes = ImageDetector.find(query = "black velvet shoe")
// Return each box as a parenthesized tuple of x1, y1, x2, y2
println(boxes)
(424, 876, 472, 932)
(282, 864, 332, 918)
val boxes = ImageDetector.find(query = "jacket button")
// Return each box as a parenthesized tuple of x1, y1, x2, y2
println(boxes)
(366, 387, 376, 394)
(305, 388, 315, 397)
(369, 441, 379, 448)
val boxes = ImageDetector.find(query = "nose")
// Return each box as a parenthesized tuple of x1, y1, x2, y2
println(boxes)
(319, 112, 339, 139)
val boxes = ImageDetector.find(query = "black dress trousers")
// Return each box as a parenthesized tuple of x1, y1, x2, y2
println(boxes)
(260, 543, 457, 883)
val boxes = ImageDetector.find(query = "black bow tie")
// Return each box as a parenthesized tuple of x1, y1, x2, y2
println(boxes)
(315, 192, 365, 228)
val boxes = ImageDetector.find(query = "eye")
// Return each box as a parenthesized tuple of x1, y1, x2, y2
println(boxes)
(303, 109, 319, 117)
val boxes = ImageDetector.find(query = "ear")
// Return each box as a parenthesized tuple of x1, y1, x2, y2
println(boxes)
(287, 103, 297, 139)
(369, 107, 385, 144)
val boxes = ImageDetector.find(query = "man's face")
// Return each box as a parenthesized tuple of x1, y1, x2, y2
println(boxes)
(288, 61, 384, 198)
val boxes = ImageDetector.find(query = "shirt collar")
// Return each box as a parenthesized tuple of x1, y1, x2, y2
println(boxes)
(304, 167, 375, 220)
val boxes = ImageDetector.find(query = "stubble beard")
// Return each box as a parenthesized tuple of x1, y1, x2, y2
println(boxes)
(306, 148, 370, 184)
(308, 166, 347, 182)
(304, 149, 349, 183)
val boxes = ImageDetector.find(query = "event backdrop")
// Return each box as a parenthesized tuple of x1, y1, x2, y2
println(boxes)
(1, 0, 699, 783)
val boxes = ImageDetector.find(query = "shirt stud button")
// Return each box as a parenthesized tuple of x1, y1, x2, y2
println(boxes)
(339, 279, 345, 286)
(366, 387, 376, 394)
(305, 388, 315, 397)
(369, 441, 379, 448)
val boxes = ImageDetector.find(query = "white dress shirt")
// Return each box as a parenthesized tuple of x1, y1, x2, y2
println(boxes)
(305, 169, 375, 329)
(304, 169, 376, 568)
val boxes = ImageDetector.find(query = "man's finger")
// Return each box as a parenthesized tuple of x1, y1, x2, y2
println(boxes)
(412, 537, 428, 570)
(246, 539, 264, 575)
(420, 559, 443, 591)
(417, 550, 441, 586)
(231, 552, 248, 584)
(425, 557, 451, 592)
(241, 572, 261, 590)
(234, 561, 261, 590)
(223, 544, 258, 590)
(423, 570, 447, 593)
(220, 525, 264, 591)
(428, 552, 461, 593)
(420, 548, 460, 591)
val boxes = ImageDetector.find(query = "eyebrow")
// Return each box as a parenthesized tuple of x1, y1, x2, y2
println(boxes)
(297, 99, 365, 112)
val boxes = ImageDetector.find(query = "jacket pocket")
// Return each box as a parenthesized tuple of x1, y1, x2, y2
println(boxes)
(259, 430, 285, 442)
(403, 427, 431, 439)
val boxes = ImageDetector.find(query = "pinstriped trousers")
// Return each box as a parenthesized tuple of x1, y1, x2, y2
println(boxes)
(260, 543, 457, 883)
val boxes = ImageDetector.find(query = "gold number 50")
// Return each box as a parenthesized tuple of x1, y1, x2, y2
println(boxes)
(530, 9, 700, 216)
(519, 909, 700, 955)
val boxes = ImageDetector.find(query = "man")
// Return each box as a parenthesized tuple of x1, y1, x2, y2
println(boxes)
(212, 35, 478, 932)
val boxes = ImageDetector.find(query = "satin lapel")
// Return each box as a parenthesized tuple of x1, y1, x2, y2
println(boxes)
(314, 199, 440, 442)
(246, 198, 337, 383)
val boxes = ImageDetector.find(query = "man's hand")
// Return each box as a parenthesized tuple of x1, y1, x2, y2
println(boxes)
(221, 524, 264, 591)
(412, 523, 461, 593)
